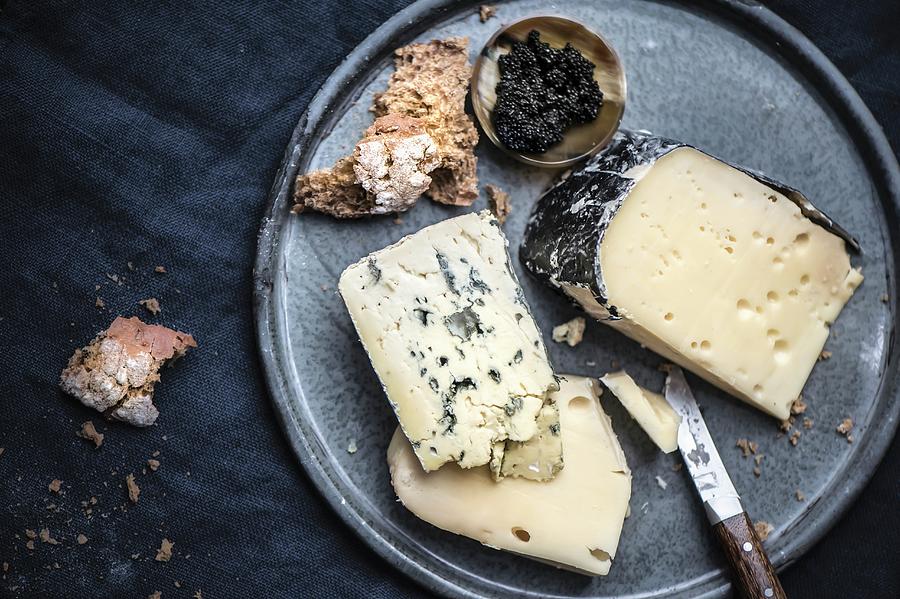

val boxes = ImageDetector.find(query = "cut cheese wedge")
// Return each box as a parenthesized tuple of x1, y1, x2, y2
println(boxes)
(387, 375, 631, 576)
(523, 130, 862, 420)
(601, 371, 679, 453)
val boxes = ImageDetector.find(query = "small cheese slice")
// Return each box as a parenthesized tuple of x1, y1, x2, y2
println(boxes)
(523, 131, 862, 420)
(601, 371, 679, 453)
(489, 400, 562, 482)
(340, 211, 556, 473)
(388, 375, 631, 576)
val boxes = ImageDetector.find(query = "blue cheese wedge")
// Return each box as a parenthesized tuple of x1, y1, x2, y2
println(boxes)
(523, 130, 862, 420)
(340, 211, 556, 473)
(388, 375, 631, 576)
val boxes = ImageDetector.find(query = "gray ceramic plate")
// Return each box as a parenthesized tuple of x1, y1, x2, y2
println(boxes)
(254, 1, 900, 597)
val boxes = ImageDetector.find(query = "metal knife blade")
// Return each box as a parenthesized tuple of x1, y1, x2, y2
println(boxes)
(664, 366, 744, 524)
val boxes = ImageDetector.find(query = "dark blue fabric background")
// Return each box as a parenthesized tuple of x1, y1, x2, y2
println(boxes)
(0, 1, 897, 597)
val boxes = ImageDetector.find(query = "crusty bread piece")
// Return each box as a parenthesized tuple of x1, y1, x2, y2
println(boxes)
(60, 317, 196, 427)
(293, 37, 478, 217)
(373, 37, 479, 206)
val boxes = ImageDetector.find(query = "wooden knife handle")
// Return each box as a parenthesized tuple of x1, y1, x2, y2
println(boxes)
(712, 512, 786, 599)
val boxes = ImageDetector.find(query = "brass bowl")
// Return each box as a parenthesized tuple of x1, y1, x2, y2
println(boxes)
(471, 15, 627, 168)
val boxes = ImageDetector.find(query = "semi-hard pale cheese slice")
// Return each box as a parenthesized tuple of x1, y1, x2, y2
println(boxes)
(340, 211, 557, 474)
(388, 375, 631, 576)
(522, 130, 862, 420)
(601, 371, 679, 453)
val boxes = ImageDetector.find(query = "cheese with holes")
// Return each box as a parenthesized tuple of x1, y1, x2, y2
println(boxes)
(522, 130, 862, 420)
(601, 371, 679, 453)
(340, 211, 556, 473)
(388, 375, 631, 576)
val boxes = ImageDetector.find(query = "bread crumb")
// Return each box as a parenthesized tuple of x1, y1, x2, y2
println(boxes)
(551, 317, 586, 347)
(735, 438, 758, 457)
(790, 396, 807, 415)
(347, 440, 358, 454)
(152, 450, 160, 457)
(2, 562, 7, 572)
(155, 266, 167, 274)
(836, 417, 853, 435)
(60, 317, 196, 427)
(48, 479, 62, 493)
(655, 475, 667, 490)
(754, 520, 774, 541)
(174, 581, 181, 588)
(25, 529, 37, 540)
(155, 538, 174, 562)
(95, 297, 105, 309)
(671, 462, 682, 472)
(147, 459, 160, 472)
(802, 417, 813, 429)
(194, 591, 202, 599)
(392, 215, 403, 225)
(779, 416, 795, 433)
(126, 474, 140, 503)
(25, 540, 34, 551)
(754, 454, 764, 466)
(140, 298, 161, 315)
(76, 533, 88, 545)
(77, 420, 104, 448)
(753, 466, 761, 478)
(795, 489, 806, 502)
(149, 592, 162, 599)
(818, 350, 832, 361)
(485, 184, 511, 224)
(881, 293, 889, 303)
(478, 5, 496, 22)
(789, 430, 801, 446)
(39, 528, 59, 545)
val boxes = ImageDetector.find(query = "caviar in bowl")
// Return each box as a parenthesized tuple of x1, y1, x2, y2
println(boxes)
(471, 16, 626, 168)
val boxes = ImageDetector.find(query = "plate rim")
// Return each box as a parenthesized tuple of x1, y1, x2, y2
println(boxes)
(252, 1, 900, 597)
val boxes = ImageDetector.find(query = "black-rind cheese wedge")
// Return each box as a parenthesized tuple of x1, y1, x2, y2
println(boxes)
(521, 129, 863, 420)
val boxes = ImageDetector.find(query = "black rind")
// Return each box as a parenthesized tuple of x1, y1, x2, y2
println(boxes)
(520, 128, 861, 312)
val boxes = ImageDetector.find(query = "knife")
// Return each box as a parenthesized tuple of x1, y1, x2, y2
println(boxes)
(664, 366, 786, 599)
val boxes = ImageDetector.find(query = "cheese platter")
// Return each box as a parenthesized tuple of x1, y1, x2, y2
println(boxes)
(254, 1, 899, 597)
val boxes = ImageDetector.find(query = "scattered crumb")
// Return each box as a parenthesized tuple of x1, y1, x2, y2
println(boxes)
(478, 4, 496, 22)
(392, 215, 403, 225)
(39, 528, 59, 545)
(754, 521, 774, 541)
(152, 450, 160, 457)
(836, 417, 853, 435)
(485, 184, 511, 224)
(154, 265, 167, 274)
(790, 397, 807, 415)
(25, 540, 34, 551)
(2, 562, 7, 572)
(818, 350, 832, 361)
(77, 420, 104, 448)
(754, 454, 764, 466)
(789, 430, 801, 446)
(585, 359, 596, 367)
(149, 592, 162, 599)
(76, 534, 88, 545)
(347, 440, 358, 454)
(25, 529, 37, 540)
(551, 316, 586, 347)
(48, 479, 62, 493)
(175, 581, 181, 589)
(127, 261, 136, 272)
(847, 434, 854, 443)
(194, 591, 203, 599)
(147, 459, 160, 472)
(795, 489, 806, 502)
(95, 297, 105, 309)
(753, 466, 761, 478)
(803, 417, 813, 429)
(881, 293, 889, 303)
(126, 474, 140, 503)
(655, 475, 667, 490)
(140, 297, 161, 315)
(106, 273, 120, 284)
(779, 416, 795, 433)
(735, 438, 758, 457)
(671, 462, 682, 472)
(155, 538, 174, 562)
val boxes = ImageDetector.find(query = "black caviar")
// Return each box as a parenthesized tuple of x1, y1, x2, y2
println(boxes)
(493, 30, 603, 154)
